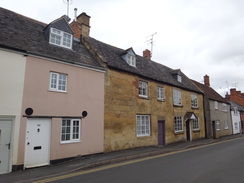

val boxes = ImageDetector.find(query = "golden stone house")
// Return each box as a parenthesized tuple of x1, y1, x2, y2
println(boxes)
(71, 12, 206, 152)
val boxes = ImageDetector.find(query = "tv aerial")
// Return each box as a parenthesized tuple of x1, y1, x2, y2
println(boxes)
(63, 0, 73, 17)
(145, 32, 157, 58)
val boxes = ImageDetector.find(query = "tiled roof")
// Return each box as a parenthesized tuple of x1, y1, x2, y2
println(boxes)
(0, 8, 103, 69)
(192, 80, 229, 104)
(84, 37, 202, 93)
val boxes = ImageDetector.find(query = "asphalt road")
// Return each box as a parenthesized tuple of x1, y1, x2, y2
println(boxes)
(35, 137, 244, 183)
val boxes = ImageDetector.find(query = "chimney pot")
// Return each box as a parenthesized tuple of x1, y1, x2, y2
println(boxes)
(74, 8, 78, 21)
(204, 74, 210, 87)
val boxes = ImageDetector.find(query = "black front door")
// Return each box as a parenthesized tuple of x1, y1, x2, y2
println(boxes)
(186, 120, 190, 141)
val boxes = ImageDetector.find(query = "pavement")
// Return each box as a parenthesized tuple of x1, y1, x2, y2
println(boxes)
(1, 134, 244, 183)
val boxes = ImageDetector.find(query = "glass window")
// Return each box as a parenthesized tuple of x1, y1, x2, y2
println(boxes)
(50, 72, 67, 92)
(139, 81, 148, 98)
(177, 75, 182, 82)
(136, 115, 150, 137)
(193, 117, 199, 130)
(224, 121, 229, 129)
(157, 87, 165, 100)
(61, 119, 80, 143)
(191, 94, 198, 108)
(174, 116, 183, 132)
(50, 28, 73, 49)
(214, 101, 218, 110)
(173, 89, 182, 106)
(223, 103, 227, 112)
(216, 121, 220, 131)
(126, 54, 136, 67)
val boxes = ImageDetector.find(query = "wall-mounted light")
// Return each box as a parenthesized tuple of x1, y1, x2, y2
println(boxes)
(25, 108, 33, 116)
(82, 111, 88, 118)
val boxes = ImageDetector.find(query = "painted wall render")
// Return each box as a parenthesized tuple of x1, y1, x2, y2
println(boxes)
(0, 50, 26, 165)
(17, 56, 104, 165)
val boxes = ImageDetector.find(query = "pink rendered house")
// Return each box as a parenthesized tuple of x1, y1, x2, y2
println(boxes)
(0, 8, 105, 173)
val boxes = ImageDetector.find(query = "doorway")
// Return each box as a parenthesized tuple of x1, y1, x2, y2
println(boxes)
(186, 120, 191, 141)
(0, 120, 12, 174)
(24, 118, 51, 168)
(158, 120, 165, 146)
(212, 121, 217, 139)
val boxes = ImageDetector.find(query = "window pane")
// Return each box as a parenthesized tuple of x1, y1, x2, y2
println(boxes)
(136, 115, 150, 136)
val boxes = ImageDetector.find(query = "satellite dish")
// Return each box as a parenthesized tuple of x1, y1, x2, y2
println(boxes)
(82, 111, 88, 118)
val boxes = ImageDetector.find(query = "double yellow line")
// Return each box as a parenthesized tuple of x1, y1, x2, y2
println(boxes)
(33, 137, 242, 183)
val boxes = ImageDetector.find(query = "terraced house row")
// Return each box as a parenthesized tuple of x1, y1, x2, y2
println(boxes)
(0, 8, 242, 174)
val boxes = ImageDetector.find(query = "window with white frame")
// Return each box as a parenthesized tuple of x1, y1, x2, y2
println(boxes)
(136, 115, 150, 137)
(174, 116, 183, 133)
(126, 54, 136, 67)
(224, 121, 229, 129)
(61, 119, 80, 143)
(49, 72, 67, 92)
(139, 81, 148, 98)
(223, 103, 227, 112)
(216, 121, 220, 131)
(191, 94, 198, 108)
(214, 101, 218, 110)
(177, 75, 182, 83)
(173, 89, 182, 106)
(193, 117, 200, 130)
(50, 27, 73, 49)
(157, 86, 165, 101)
(234, 107, 238, 115)
(234, 122, 238, 130)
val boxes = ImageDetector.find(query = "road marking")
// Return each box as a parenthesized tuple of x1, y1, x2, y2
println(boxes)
(33, 137, 243, 183)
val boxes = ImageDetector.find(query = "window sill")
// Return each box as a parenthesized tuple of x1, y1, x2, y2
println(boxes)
(157, 99, 165, 102)
(48, 89, 68, 93)
(137, 135, 150, 138)
(193, 129, 200, 132)
(191, 107, 199, 110)
(173, 104, 183, 107)
(138, 95, 149, 100)
(60, 140, 81, 144)
(174, 131, 184, 135)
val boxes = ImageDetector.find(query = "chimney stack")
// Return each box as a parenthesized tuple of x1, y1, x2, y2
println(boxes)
(204, 74, 210, 87)
(143, 49, 151, 60)
(70, 12, 91, 38)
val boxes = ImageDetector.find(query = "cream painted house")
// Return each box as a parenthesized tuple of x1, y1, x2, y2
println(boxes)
(0, 8, 105, 173)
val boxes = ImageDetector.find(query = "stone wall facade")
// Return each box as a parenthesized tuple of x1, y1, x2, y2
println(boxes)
(104, 69, 205, 152)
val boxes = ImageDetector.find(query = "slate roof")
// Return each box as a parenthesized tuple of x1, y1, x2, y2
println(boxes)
(228, 101, 244, 111)
(192, 80, 229, 104)
(0, 8, 103, 70)
(84, 37, 202, 93)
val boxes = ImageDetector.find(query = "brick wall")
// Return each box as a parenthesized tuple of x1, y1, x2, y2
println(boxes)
(226, 88, 244, 106)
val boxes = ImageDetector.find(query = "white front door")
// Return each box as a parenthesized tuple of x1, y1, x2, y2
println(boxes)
(24, 118, 51, 168)
(0, 120, 12, 174)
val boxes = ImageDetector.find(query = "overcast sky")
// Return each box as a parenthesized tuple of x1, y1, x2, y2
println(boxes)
(1, 0, 244, 96)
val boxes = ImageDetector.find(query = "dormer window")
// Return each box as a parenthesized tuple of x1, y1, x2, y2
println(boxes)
(177, 75, 182, 82)
(49, 27, 73, 49)
(121, 48, 136, 67)
(171, 69, 182, 83)
(127, 54, 136, 67)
